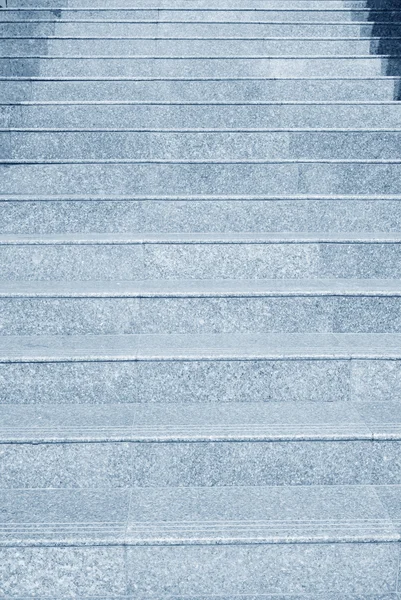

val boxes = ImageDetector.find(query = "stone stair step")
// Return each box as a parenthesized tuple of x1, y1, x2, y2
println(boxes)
(0, 483, 399, 543)
(1, 331, 401, 360)
(0, 8, 383, 22)
(3, 129, 401, 160)
(1, 232, 401, 280)
(0, 56, 385, 77)
(1, 278, 401, 335)
(2, 160, 401, 195)
(0, 485, 398, 597)
(2, 399, 401, 442)
(0, 21, 378, 38)
(1, 333, 400, 405)
(2, 195, 401, 234)
(0, 0, 400, 593)
(1, 392, 401, 485)
(5, 102, 401, 129)
(5, 0, 371, 7)
(0, 37, 378, 56)
(2, 79, 395, 103)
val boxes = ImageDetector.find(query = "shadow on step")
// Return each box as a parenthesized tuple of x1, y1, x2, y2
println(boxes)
(360, 0, 401, 98)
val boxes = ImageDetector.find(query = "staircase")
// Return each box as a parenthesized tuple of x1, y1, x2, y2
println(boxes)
(1, 0, 401, 596)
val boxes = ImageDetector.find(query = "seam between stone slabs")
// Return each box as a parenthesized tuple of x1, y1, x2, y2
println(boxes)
(3, 7, 396, 11)
(6, 128, 401, 132)
(1, 194, 401, 200)
(0, 433, 399, 443)
(4, 101, 400, 105)
(1, 54, 393, 58)
(0, 19, 391, 23)
(3, 159, 401, 163)
(396, 546, 401, 593)
(0, 355, 399, 363)
(1, 76, 398, 80)
(0, 35, 398, 40)
(3, 235, 401, 243)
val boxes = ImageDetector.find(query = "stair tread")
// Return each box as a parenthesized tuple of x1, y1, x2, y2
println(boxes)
(0, 484, 399, 546)
(1, 400, 401, 441)
(2, 278, 401, 297)
(2, 232, 401, 243)
(1, 332, 401, 361)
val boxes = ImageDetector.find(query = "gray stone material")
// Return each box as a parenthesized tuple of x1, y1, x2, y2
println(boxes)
(0, 9, 375, 22)
(0, 484, 398, 545)
(2, 280, 401, 334)
(4, 162, 401, 196)
(0, 56, 385, 77)
(1, 0, 401, 593)
(3, 198, 401, 235)
(1, 422, 401, 487)
(0, 547, 126, 597)
(0, 536, 398, 597)
(125, 544, 398, 595)
(0, 358, 350, 404)
(10, 0, 368, 6)
(0, 21, 369, 37)
(0, 442, 132, 488)
(7, 131, 401, 161)
(0, 38, 374, 56)
(7, 129, 401, 162)
(2, 80, 395, 104)
(2, 233, 401, 280)
(2, 400, 401, 442)
(1, 331, 401, 361)
(7, 102, 401, 128)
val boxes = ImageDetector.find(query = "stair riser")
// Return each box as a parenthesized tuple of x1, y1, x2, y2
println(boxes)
(2, 199, 401, 234)
(1, 241, 401, 280)
(6, 105, 401, 129)
(0, 357, 398, 405)
(0, 438, 400, 487)
(0, 23, 373, 37)
(0, 543, 396, 598)
(0, 38, 376, 56)
(0, 57, 385, 77)
(2, 296, 401, 335)
(2, 80, 395, 103)
(0, 10, 379, 21)
(5, 0, 370, 7)
(1, 163, 401, 195)
(3, 132, 401, 160)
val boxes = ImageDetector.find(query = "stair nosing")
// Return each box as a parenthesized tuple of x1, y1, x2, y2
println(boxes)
(2, 158, 401, 164)
(1, 54, 391, 58)
(2, 193, 401, 200)
(2, 76, 397, 81)
(2, 278, 401, 298)
(4, 127, 401, 132)
(0, 35, 396, 40)
(1, 333, 401, 362)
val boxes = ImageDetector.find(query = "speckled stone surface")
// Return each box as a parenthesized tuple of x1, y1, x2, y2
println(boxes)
(3, 198, 401, 235)
(2, 81, 396, 104)
(6, 103, 401, 127)
(7, 131, 401, 161)
(2, 234, 401, 280)
(125, 544, 399, 595)
(2, 57, 385, 78)
(2, 0, 401, 594)
(0, 547, 126, 597)
(0, 357, 351, 404)
(0, 543, 398, 597)
(0, 484, 400, 545)
(2, 287, 401, 334)
(1, 38, 374, 57)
